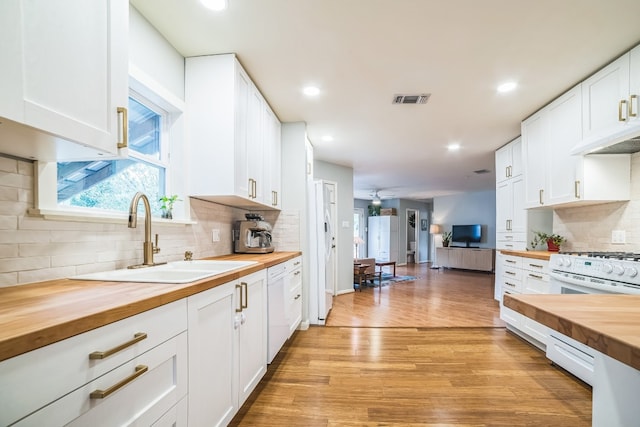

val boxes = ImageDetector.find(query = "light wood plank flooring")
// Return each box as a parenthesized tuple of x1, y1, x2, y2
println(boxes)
(231, 264, 591, 426)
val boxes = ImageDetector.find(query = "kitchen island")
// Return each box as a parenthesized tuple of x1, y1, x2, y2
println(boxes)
(504, 293, 640, 427)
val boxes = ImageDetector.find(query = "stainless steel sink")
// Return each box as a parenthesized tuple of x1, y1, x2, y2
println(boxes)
(70, 260, 258, 284)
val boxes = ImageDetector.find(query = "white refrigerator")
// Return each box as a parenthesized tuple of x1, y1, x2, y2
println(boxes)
(308, 180, 335, 325)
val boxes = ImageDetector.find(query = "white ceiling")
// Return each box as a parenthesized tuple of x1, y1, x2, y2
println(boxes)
(131, 0, 640, 201)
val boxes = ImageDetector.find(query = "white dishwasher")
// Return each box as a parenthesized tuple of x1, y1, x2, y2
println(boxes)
(267, 263, 288, 363)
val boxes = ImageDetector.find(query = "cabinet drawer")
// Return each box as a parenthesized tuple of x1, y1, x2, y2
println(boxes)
(500, 276, 522, 294)
(0, 300, 187, 427)
(16, 332, 188, 427)
(502, 266, 522, 282)
(523, 273, 551, 294)
(500, 294, 522, 327)
(285, 256, 302, 273)
(288, 283, 302, 337)
(522, 259, 549, 273)
(502, 254, 523, 268)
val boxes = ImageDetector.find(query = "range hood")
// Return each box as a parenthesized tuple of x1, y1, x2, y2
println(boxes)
(571, 122, 640, 155)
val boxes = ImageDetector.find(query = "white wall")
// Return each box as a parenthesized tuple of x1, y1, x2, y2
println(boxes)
(433, 190, 496, 249)
(314, 160, 354, 294)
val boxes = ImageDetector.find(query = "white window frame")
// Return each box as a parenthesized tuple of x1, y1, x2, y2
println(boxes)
(31, 68, 193, 225)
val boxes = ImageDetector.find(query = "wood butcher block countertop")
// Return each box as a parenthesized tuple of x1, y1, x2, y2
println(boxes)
(499, 249, 554, 261)
(504, 293, 640, 370)
(0, 251, 301, 362)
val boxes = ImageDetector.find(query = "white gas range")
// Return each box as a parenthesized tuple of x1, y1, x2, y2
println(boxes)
(550, 251, 640, 295)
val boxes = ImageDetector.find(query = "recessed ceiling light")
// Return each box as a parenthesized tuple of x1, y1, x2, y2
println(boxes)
(303, 86, 320, 97)
(322, 135, 334, 142)
(497, 81, 517, 93)
(447, 143, 461, 151)
(200, 0, 228, 11)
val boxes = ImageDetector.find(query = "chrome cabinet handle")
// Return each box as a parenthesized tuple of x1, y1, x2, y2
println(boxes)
(506, 260, 516, 264)
(89, 332, 147, 360)
(619, 99, 628, 122)
(117, 107, 128, 149)
(294, 270, 301, 276)
(505, 271, 516, 276)
(294, 294, 301, 300)
(539, 189, 544, 205)
(528, 264, 543, 269)
(90, 365, 148, 399)
(529, 274, 543, 279)
(575, 180, 581, 199)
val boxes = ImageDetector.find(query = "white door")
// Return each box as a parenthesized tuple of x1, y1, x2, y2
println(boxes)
(322, 181, 336, 317)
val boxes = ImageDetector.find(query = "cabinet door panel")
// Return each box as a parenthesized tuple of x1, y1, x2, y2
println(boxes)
(582, 53, 630, 139)
(546, 85, 582, 205)
(522, 112, 547, 208)
(0, 0, 128, 156)
(238, 272, 267, 404)
(188, 282, 237, 427)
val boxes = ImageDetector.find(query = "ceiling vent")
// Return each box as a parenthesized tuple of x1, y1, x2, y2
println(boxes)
(392, 94, 431, 104)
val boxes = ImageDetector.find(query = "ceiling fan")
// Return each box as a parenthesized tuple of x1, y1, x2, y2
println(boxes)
(369, 189, 395, 205)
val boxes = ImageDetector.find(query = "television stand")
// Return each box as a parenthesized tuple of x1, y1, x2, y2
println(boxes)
(435, 247, 494, 272)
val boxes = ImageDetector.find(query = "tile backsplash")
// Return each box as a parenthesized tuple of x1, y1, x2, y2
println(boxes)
(553, 152, 640, 252)
(0, 156, 300, 287)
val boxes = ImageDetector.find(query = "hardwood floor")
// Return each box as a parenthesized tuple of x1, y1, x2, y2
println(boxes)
(230, 263, 592, 426)
(327, 263, 504, 327)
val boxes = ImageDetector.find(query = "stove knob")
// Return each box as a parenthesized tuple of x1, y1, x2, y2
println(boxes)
(626, 267, 638, 278)
(602, 263, 613, 274)
(613, 265, 625, 276)
(555, 257, 565, 267)
(564, 258, 572, 267)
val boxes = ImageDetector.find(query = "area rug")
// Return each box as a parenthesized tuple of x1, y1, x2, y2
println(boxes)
(378, 274, 416, 287)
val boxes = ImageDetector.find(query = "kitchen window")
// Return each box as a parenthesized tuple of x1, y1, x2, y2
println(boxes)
(32, 73, 188, 223)
(57, 95, 168, 216)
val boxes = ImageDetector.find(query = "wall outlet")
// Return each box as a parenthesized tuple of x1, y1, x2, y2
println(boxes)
(212, 229, 220, 242)
(611, 230, 626, 244)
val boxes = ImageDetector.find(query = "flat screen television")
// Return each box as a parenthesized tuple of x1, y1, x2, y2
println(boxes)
(451, 224, 482, 247)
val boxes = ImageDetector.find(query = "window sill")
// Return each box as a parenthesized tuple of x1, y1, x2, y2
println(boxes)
(27, 208, 197, 226)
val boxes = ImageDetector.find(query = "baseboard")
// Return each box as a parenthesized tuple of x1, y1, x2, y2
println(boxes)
(337, 288, 355, 296)
(299, 320, 310, 331)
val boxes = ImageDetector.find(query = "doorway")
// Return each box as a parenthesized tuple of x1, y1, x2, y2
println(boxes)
(406, 209, 419, 264)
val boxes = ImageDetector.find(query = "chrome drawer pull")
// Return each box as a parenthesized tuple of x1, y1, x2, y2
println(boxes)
(505, 271, 516, 275)
(236, 284, 243, 312)
(294, 271, 301, 276)
(90, 365, 148, 399)
(529, 274, 543, 279)
(241, 282, 248, 309)
(89, 332, 147, 360)
(529, 264, 543, 269)
(294, 294, 301, 300)
(506, 260, 516, 264)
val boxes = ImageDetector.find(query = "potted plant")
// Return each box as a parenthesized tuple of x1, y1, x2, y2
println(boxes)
(159, 195, 181, 219)
(442, 231, 452, 247)
(530, 231, 566, 252)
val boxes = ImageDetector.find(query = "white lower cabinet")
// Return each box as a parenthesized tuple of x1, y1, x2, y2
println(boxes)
(286, 256, 303, 337)
(0, 300, 188, 427)
(499, 254, 550, 350)
(187, 270, 267, 427)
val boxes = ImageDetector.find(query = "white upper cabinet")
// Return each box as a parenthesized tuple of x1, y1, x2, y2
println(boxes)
(264, 106, 282, 209)
(522, 112, 547, 208)
(0, 0, 129, 160)
(545, 85, 583, 205)
(522, 84, 630, 209)
(495, 137, 522, 184)
(582, 52, 631, 140)
(185, 54, 282, 210)
(573, 45, 640, 153)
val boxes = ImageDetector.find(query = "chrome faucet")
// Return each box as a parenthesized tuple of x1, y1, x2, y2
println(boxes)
(127, 192, 162, 268)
